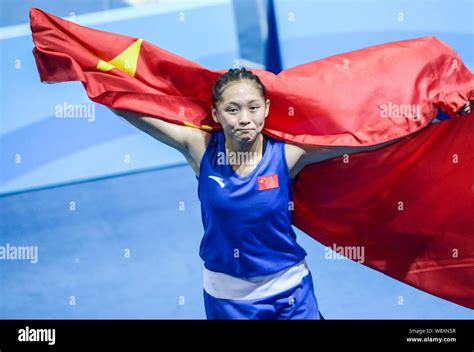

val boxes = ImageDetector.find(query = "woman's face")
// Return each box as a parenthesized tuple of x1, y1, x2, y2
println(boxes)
(212, 80, 270, 144)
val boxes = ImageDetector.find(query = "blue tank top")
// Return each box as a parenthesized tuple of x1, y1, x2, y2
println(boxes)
(197, 131, 307, 278)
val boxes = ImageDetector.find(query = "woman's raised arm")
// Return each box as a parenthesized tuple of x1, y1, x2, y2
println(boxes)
(109, 108, 209, 176)
(110, 108, 194, 154)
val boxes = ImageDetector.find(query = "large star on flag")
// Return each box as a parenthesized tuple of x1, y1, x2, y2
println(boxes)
(96, 39, 143, 77)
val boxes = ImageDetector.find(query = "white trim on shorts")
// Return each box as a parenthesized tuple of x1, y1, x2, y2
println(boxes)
(203, 259, 309, 300)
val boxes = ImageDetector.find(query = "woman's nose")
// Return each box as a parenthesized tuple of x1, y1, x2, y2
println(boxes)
(239, 111, 251, 124)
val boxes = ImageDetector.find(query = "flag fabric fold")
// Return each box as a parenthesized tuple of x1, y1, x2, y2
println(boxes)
(30, 8, 473, 308)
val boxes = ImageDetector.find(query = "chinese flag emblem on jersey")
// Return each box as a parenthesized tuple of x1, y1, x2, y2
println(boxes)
(258, 175, 279, 191)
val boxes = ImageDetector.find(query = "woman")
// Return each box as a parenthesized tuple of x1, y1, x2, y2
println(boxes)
(110, 68, 471, 319)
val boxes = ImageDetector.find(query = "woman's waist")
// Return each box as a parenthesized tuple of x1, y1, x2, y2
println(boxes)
(202, 259, 309, 300)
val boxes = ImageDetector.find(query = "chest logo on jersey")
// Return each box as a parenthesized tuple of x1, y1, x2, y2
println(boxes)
(208, 175, 225, 188)
(258, 174, 279, 191)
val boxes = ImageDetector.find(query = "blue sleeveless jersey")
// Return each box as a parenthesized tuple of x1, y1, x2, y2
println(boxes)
(197, 131, 307, 278)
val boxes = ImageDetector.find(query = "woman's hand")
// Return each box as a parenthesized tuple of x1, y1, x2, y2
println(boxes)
(458, 100, 472, 116)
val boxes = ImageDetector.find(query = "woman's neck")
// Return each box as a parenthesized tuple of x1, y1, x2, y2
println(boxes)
(225, 133, 263, 166)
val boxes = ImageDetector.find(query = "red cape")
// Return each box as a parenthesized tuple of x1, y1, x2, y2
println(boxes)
(30, 8, 474, 308)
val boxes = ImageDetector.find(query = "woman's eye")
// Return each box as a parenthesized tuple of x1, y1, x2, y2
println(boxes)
(227, 108, 238, 113)
(250, 106, 260, 111)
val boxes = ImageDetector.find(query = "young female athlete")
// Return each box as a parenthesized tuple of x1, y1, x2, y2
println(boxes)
(109, 68, 471, 320)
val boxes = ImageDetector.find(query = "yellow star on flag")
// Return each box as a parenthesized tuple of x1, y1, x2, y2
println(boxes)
(96, 39, 143, 77)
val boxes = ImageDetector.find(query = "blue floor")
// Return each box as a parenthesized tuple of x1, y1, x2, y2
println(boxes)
(0, 164, 472, 319)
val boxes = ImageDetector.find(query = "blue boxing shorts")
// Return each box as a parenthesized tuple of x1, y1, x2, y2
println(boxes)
(202, 260, 321, 320)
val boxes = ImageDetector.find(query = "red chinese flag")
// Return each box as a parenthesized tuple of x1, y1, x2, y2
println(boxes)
(30, 8, 474, 308)
(258, 175, 279, 191)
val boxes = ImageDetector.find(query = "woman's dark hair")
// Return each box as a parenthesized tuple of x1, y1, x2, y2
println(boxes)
(212, 67, 267, 107)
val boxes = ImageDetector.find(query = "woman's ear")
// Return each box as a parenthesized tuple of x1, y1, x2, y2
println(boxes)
(211, 106, 219, 123)
(264, 98, 271, 118)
